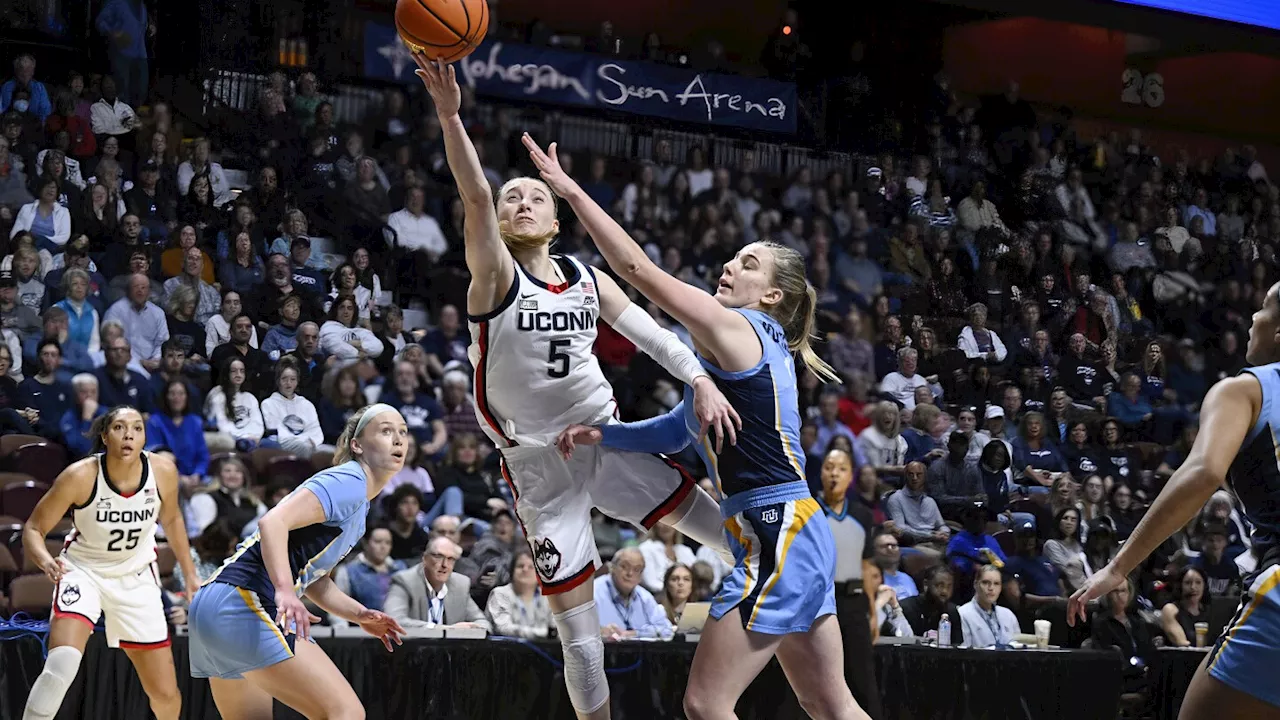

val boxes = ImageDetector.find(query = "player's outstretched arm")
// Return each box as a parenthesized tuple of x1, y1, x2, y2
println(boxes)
(523, 134, 746, 352)
(21, 458, 95, 583)
(305, 575, 405, 651)
(1068, 374, 1259, 623)
(557, 401, 691, 459)
(149, 453, 201, 601)
(412, 54, 512, 301)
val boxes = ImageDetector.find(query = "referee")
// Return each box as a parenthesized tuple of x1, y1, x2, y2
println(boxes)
(817, 447, 884, 720)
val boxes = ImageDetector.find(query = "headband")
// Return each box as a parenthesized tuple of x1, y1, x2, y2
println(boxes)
(354, 403, 398, 438)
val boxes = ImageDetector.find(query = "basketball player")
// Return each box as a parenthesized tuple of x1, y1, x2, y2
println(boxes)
(530, 137, 868, 719)
(21, 406, 201, 720)
(188, 404, 407, 720)
(1069, 281, 1280, 720)
(413, 56, 737, 720)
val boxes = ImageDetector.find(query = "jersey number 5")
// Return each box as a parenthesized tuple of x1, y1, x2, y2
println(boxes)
(107, 528, 141, 552)
(548, 338, 571, 378)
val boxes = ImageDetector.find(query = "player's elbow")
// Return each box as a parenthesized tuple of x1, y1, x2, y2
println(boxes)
(1179, 458, 1226, 492)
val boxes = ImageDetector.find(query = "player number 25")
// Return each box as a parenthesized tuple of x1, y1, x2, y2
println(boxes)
(107, 528, 142, 552)
(548, 338, 571, 378)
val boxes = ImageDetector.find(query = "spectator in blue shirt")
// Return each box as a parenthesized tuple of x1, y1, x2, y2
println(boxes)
(1000, 521, 1064, 626)
(94, 334, 154, 413)
(0, 55, 52, 123)
(871, 529, 918, 601)
(60, 373, 106, 458)
(1010, 411, 1068, 486)
(1107, 372, 1153, 434)
(594, 548, 674, 640)
(333, 525, 407, 613)
(95, 0, 151, 106)
(1190, 523, 1242, 598)
(383, 359, 448, 458)
(145, 378, 210, 486)
(420, 304, 470, 375)
(19, 338, 74, 438)
(946, 502, 1007, 599)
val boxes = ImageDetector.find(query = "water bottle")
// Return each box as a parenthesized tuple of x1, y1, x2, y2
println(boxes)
(937, 613, 951, 648)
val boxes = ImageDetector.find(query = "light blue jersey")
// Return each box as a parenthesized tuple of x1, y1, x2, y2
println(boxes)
(189, 461, 371, 678)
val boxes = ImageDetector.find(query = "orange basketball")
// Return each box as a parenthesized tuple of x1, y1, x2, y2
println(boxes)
(395, 0, 489, 63)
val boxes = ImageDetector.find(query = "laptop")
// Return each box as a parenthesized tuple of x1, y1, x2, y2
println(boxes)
(675, 602, 711, 634)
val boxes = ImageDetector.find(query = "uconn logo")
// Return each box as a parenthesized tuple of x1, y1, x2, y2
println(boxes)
(517, 310, 596, 333)
(96, 508, 155, 523)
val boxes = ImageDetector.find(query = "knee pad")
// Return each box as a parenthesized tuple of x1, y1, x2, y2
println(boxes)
(553, 601, 608, 714)
(23, 646, 82, 720)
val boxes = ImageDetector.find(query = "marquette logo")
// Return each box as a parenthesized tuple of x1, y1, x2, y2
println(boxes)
(516, 310, 596, 332)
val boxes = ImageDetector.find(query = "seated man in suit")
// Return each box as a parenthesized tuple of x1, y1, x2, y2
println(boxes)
(385, 535, 491, 631)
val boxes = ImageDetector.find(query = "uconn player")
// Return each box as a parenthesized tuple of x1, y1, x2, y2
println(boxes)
(1070, 282, 1280, 720)
(414, 56, 735, 720)
(530, 137, 868, 720)
(21, 406, 200, 720)
(188, 404, 407, 720)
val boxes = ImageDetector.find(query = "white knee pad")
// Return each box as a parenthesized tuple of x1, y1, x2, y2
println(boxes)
(23, 646, 82, 720)
(553, 601, 608, 714)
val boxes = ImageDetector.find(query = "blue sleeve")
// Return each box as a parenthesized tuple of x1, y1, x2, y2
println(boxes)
(598, 401, 690, 455)
(32, 83, 52, 123)
(62, 412, 92, 457)
(0, 82, 11, 115)
(300, 465, 368, 525)
(187, 416, 210, 476)
(144, 415, 166, 451)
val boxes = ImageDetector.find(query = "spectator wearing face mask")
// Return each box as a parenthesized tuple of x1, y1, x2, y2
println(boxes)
(0, 55, 52, 122)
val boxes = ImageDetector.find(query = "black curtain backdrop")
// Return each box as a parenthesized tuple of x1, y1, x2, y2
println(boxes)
(0, 635, 1128, 720)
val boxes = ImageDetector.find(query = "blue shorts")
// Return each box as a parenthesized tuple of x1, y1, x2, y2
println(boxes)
(1207, 564, 1280, 708)
(188, 581, 296, 679)
(710, 482, 837, 635)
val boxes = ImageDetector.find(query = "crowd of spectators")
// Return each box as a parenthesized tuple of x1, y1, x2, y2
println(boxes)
(0, 34, 1271, 706)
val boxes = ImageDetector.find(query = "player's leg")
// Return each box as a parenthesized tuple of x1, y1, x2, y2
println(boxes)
(775, 616, 871, 720)
(1180, 655, 1280, 720)
(504, 447, 609, 720)
(24, 567, 100, 720)
(108, 565, 181, 720)
(240, 640, 365, 720)
(122, 647, 182, 720)
(682, 614, 784, 720)
(1186, 568, 1280, 720)
(209, 678, 275, 720)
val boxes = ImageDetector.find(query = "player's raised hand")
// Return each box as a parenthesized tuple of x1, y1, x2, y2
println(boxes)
(692, 376, 741, 453)
(357, 608, 405, 652)
(412, 53, 460, 118)
(556, 424, 603, 459)
(1066, 561, 1126, 626)
(274, 588, 322, 642)
(522, 133, 582, 198)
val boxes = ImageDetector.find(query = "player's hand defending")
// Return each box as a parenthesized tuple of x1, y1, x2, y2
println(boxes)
(693, 376, 741, 453)
(274, 588, 321, 642)
(412, 53, 460, 118)
(522, 133, 582, 198)
(357, 608, 405, 652)
(39, 555, 66, 583)
(1066, 561, 1126, 626)
(556, 424, 603, 459)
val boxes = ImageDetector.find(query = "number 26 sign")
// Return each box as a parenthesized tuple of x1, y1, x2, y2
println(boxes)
(1122, 68, 1165, 108)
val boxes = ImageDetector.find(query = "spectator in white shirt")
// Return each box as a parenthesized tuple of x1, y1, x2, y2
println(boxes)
(1054, 168, 1106, 252)
(485, 549, 553, 639)
(879, 347, 928, 410)
(260, 360, 323, 457)
(88, 75, 137, 141)
(638, 524, 697, 594)
(955, 181, 1008, 235)
(957, 303, 1008, 364)
(176, 137, 235, 206)
(10, 177, 72, 251)
(387, 185, 448, 261)
(959, 565, 1021, 648)
(319, 294, 384, 364)
(205, 288, 258, 356)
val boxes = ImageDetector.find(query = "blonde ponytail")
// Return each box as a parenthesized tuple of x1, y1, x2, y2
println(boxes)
(758, 241, 840, 384)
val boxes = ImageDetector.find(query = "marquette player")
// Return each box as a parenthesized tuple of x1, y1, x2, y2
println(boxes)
(531, 137, 868, 720)
(413, 56, 736, 720)
(188, 404, 407, 720)
(1070, 281, 1280, 720)
(21, 406, 200, 720)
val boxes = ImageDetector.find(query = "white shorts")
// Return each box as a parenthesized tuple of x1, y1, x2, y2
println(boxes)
(53, 557, 170, 649)
(499, 443, 695, 595)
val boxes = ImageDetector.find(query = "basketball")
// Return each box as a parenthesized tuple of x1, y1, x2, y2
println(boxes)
(395, 0, 489, 63)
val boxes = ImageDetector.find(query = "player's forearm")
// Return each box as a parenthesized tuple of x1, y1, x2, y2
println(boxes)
(1112, 460, 1221, 576)
(438, 114, 491, 205)
(257, 514, 298, 595)
(303, 575, 366, 623)
(21, 521, 54, 567)
(599, 402, 691, 455)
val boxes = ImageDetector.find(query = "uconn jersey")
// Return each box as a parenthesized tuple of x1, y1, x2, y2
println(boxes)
(468, 256, 615, 447)
(63, 451, 159, 577)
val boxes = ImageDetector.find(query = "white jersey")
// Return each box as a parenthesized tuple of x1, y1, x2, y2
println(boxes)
(63, 451, 160, 577)
(468, 256, 615, 447)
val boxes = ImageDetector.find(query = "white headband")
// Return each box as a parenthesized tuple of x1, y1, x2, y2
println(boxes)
(354, 403, 399, 438)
